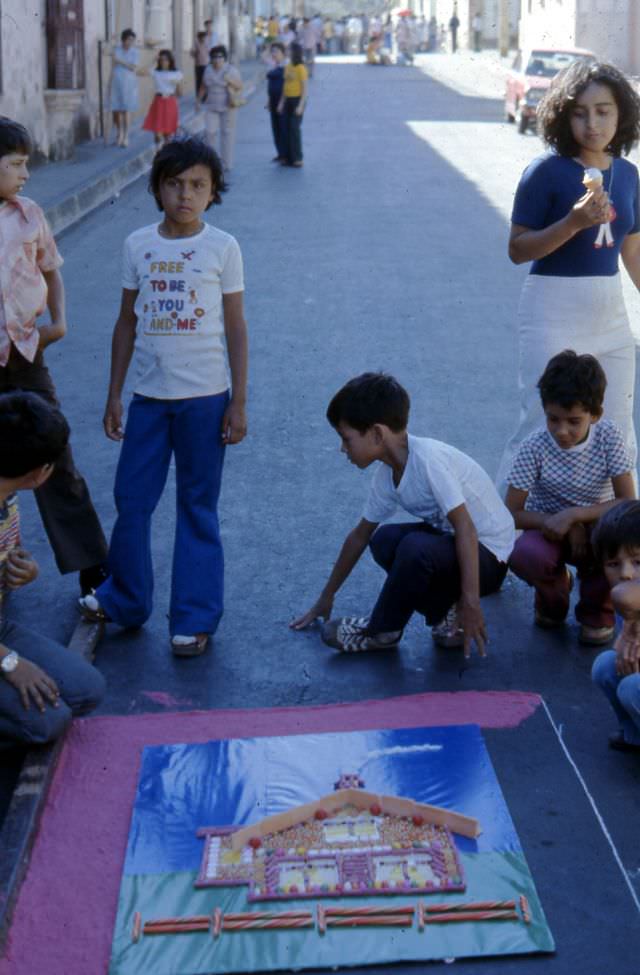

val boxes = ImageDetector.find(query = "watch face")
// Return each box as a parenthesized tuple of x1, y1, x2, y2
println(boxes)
(1, 652, 18, 673)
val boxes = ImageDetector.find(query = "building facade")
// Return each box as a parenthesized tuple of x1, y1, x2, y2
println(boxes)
(518, 0, 640, 74)
(0, 0, 251, 162)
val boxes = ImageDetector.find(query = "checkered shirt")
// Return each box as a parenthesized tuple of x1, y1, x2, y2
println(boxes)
(0, 494, 20, 616)
(508, 419, 633, 513)
(0, 196, 63, 366)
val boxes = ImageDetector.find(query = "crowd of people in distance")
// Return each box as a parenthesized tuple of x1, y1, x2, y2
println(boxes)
(254, 11, 451, 69)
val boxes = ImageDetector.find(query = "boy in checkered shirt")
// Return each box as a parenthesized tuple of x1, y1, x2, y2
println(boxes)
(506, 350, 635, 646)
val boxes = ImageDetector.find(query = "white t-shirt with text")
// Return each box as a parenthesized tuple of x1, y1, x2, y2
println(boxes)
(362, 435, 515, 563)
(122, 222, 244, 399)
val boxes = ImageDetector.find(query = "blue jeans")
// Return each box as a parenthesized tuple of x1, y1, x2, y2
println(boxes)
(0, 618, 105, 745)
(97, 392, 228, 636)
(592, 650, 640, 745)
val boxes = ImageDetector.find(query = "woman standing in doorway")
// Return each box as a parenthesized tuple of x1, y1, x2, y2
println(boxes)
(497, 60, 640, 490)
(199, 45, 243, 182)
(110, 29, 140, 147)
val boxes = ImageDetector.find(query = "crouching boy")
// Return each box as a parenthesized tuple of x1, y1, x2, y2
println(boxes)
(0, 392, 105, 745)
(291, 373, 515, 657)
(591, 501, 640, 753)
(506, 351, 635, 646)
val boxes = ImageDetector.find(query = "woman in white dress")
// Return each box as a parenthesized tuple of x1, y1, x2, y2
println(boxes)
(110, 29, 140, 147)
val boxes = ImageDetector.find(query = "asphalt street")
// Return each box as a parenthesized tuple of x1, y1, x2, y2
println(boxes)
(6, 53, 640, 971)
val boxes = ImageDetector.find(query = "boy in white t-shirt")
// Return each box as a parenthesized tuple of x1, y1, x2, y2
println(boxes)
(291, 373, 515, 657)
(506, 350, 635, 646)
(79, 138, 248, 657)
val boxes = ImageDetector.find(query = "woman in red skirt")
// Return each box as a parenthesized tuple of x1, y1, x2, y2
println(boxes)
(143, 50, 183, 147)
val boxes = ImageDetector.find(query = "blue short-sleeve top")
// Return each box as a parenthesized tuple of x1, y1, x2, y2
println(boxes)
(511, 150, 640, 276)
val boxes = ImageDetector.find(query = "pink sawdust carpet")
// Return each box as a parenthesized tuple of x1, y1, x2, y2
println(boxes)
(0, 690, 540, 975)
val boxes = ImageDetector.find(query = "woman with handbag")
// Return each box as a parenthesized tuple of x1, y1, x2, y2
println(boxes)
(199, 45, 243, 181)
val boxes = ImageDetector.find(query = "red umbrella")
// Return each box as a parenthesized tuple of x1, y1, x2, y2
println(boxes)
(397, 9, 412, 15)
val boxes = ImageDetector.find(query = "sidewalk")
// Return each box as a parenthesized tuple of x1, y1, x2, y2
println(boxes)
(415, 48, 514, 101)
(27, 59, 266, 237)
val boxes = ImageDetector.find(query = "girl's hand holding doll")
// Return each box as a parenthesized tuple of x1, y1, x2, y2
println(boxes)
(570, 187, 612, 231)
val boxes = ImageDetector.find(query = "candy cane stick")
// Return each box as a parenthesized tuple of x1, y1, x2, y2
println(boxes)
(325, 905, 415, 917)
(425, 900, 516, 913)
(223, 916, 313, 931)
(145, 914, 210, 926)
(212, 907, 222, 939)
(424, 910, 518, 924)
(325, 916, 411, 928)
(131, 912, 142, 943)
(223, 910, 312, 921)
(144, 922, 210, 934)
(519, 895, 531, 924)
(318, 905, 326, 935)
(418, 902, 425, 932)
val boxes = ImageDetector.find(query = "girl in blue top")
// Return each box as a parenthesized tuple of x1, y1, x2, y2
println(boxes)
(497, 61, 640, 491)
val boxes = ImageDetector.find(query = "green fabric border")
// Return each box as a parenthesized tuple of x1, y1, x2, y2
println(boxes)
(109, 851, 554, 974)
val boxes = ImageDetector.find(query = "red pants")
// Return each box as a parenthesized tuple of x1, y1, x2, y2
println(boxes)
(509, 529, 612, 628)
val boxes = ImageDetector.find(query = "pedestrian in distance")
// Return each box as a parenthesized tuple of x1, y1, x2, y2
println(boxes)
(0, 117, 108, 594)
(78, 137, 248, 658)
(290, 373, 514, 657)
(199, 45, 244, 183)
(278, 42, 308, 168)
(449, 6, 460, 53)
(301, 18, 316, 78)
(143, 49, 183, 149)
(472, 11, 482, 53)
(497, 61, 640, 493)
(506, 351, 635, 646)
(109, 28, 140, 147)
(0, 392, 105, 745)
(266, 43, 287, 162)
(190, 30, 210, 95)
(591, 501, 640, 753)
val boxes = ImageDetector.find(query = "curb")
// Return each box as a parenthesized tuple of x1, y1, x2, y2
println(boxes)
(0, 619, 103, 953)
(46, 64, 266, 238)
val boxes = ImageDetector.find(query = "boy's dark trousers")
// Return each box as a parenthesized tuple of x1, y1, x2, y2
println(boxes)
(269, 96, 286, 158)
(366, 522, 507, 634)
(282, 97, 303, 164)
(509, 529, 613, 628)
(0, 346, 108, 573)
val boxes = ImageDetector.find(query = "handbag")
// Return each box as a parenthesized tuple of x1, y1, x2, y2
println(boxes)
(228, 86, 246, 108)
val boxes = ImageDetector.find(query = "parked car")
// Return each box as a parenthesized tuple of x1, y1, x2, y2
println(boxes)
(505, 47, 595, 133)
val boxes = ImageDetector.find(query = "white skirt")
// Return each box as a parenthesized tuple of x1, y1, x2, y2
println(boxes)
(496, 272, 637, 492)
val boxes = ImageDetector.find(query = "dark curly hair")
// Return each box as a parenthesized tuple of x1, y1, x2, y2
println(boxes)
(0, 391, 69, 478)
(537, 60, 640, 157)
(149, 136, 224, 208)
(327, 373, 410, 434)
(537, 349, 606, 415)
(592, 500, 640, 563)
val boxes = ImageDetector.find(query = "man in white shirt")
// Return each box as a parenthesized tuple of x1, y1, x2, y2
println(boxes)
(291, 373, 514, 656)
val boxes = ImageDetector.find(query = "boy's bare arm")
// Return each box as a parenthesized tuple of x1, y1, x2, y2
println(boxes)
(506, 475, 635, 539)
(611, 581, 640, 676)
(505, 485, 548, 530)
(40, 268, 67, 350)
(221, 291, 248, 445)
(290, 518, 377, 630)
(104, 289, 138, 441)
(448, 504, 487, 659)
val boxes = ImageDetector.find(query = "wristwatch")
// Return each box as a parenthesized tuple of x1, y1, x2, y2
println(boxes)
(0, 651, 19, 674)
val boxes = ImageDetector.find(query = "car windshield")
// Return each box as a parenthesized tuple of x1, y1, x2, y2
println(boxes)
(525, 51, 590, 77)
